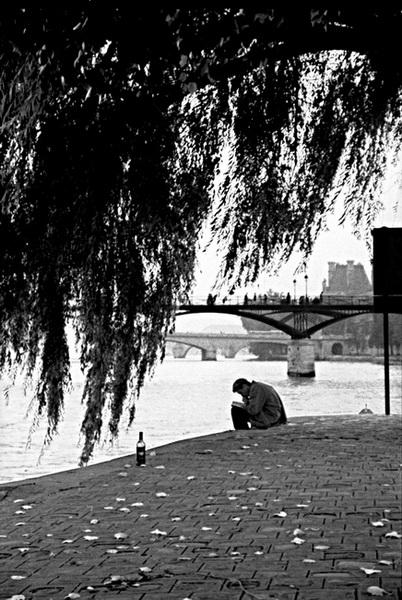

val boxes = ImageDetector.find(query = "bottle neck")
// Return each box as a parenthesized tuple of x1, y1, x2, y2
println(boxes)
(139, 432, 143, 441)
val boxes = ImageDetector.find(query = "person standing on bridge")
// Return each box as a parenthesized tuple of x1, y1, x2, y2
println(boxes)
(231, 378, 287, 430)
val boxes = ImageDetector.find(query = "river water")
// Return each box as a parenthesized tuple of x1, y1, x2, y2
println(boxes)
(0, 357, 400, 484)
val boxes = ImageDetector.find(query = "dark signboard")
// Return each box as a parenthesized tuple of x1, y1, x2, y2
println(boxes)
(372, 227, 402, 313)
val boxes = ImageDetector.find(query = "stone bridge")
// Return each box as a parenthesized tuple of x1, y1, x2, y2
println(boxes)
(167, 331, 356, 363)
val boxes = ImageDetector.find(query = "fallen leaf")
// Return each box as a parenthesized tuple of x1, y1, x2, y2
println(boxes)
(371, 521, 385, 527)
(21, 505, 33, 510)
(378, 560, 392, 565)
(291, 537, 305, 545)
(361, 568, 382, 576)
(11, 576, 26, 580)
(118, 472, 128, 477)
(90, 519, 99, 524)
(293, 528, 304, 536)
(131, 502, 144, 507)
(7, 595, 26, 600)
(106, 549, 118, 554)
(83, 536, 98, 541)
(65, 594, 81, 599)
(106, 575, 126, 584)
(315, 545, 330, 550)
(116, 497, 126, 502)
(385, 531, 401, 539)
(303, 559, 316, 563)
(201, 526, 212, 531)
(156, 492, 167, 497)
(139, 567, 152, 573)
(114, 532, 128, 539)
(103, 506, 114, 510)
(155, 465, 165, 469)
(62, 540, 74, 544)
(150, 529, 166, 536)
(367, 586, 391, 596)
(119, 508, 130, 513)
(273, 511, 287, 518)
(171, 517, 181, 521)
(187, 476, 195, 480)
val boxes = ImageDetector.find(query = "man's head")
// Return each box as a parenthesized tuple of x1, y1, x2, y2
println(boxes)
(232, 378, 251, 397)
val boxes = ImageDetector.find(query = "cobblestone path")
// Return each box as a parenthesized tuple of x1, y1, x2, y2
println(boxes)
(0, 415, 401, 599)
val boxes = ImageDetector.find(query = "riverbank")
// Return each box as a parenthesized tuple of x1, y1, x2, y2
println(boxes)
(1, 414, 400, 599)
(1, 360, 401, 484)
(231, 355, 402, 363)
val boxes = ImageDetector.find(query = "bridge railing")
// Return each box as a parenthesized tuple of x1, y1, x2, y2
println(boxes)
(179, 294, 374, 307)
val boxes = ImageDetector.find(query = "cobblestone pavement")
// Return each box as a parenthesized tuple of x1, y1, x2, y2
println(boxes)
(0, 415, 401, 600)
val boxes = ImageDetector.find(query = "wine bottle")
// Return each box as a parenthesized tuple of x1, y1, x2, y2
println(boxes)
(136, 431, 146, 466)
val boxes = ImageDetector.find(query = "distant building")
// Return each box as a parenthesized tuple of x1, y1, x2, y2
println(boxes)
(322, 260, 372, 297)
(321, 261, 373, 344)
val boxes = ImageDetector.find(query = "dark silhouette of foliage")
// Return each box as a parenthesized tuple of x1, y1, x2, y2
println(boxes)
(1, 7, 402, 463)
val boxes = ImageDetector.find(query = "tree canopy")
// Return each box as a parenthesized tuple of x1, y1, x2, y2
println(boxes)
(1, 7, 402, 463)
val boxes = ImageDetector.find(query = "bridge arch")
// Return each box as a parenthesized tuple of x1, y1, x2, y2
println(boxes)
(177, 307, 297, 336)
(167, 335, 263, 360)
(331, 342, 343, 355)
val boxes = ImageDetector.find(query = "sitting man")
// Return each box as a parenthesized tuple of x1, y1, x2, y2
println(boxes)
(231, 378, 287, 430)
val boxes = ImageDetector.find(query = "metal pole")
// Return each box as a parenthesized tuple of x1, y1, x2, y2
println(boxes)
(383, 309, 390, 415)
(293, 279, 296, 303)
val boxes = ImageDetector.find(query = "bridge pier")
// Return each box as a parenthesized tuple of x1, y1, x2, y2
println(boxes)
(287, 339, 315, 377)
(201, 349, 217, 361)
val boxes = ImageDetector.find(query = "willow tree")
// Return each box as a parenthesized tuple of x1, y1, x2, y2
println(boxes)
(1, 7, 401, 463)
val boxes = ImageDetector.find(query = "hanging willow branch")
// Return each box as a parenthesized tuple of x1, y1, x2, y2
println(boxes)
(0, 7, 402, 464)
